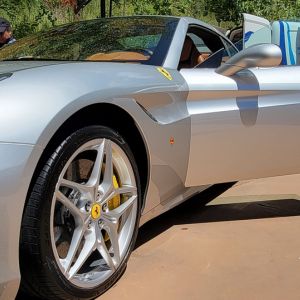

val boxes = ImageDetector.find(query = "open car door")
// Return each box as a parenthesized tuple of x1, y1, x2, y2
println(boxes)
(243, 13, 271, 48)
(227, 14, 271, 50)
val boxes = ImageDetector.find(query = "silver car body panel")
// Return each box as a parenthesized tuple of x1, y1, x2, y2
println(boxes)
(0, 16, 299, 299)
(182, 66, 300, 186)
(0, 61, 195, 299)
(0, 143, 43, 300)
(0, 61, 193, 210)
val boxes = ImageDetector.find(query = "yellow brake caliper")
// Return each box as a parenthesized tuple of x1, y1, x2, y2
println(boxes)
(104, 175, 121, 242)
(109, 175, 121, 210)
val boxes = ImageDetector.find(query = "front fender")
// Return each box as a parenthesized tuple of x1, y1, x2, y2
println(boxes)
(0, 62, 184, 146)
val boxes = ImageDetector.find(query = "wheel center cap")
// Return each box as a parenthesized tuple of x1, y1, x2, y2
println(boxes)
(91, 203, 101, 220)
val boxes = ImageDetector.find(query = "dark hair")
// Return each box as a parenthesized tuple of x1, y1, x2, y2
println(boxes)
(0, 26, 12, 34)
(0, 17, 11, 34)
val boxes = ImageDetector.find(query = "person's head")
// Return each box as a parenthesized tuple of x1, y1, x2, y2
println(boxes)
(0, 17, 12, 44)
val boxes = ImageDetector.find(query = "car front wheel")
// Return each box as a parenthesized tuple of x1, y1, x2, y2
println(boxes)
(19, 125, 141, 300)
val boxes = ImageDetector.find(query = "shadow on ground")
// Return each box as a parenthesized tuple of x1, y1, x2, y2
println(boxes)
(17, 182, 300, 299)
(135, 182, 300, 249)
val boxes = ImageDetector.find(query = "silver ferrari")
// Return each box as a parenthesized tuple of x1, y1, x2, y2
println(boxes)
(0, 15, 294, 300)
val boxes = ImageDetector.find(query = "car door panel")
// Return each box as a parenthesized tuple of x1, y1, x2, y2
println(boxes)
(181, 67, 300, 187)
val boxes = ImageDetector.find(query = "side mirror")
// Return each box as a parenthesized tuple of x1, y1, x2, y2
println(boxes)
(216, 44, 282, 76)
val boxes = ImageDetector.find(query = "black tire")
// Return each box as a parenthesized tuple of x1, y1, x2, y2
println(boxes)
(19, 126, 141, 300)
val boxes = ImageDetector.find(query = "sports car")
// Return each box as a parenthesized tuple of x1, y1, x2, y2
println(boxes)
(0, 15, 295, 300)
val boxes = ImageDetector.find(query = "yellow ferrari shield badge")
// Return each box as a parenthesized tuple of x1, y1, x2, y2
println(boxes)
(157, 67, 173, 81)
(91, 203, 101, 220)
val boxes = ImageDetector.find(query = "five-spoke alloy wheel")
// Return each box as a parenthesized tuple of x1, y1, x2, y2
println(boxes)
(19, 126, 141, 300)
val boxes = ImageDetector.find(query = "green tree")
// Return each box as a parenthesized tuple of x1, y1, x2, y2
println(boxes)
(204, 0, 240, 25)
(0, 0, 56, 38)
(205, 0, 300, 26)
(239, 0, 299, 20)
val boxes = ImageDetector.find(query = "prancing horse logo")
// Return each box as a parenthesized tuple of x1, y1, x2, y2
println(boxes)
(91, 203, 101, 219)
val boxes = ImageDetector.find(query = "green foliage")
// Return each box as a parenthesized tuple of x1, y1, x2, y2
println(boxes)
(204, 0, 240, 25)
(1, 0, 300, 39)
(204, 0, 300, 25)
(238, 0, 300, 20)
(0, 0, 56, 38)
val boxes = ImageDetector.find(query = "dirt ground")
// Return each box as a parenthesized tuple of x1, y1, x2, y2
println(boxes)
(99, 174, 300, 300)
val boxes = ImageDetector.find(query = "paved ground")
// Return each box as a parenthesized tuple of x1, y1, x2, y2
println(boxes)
(99, 174, 300, 300)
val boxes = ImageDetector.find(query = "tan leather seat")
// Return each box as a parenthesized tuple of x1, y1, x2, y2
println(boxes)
(179, 36, 205, 69)
(86, 51, 149, 61)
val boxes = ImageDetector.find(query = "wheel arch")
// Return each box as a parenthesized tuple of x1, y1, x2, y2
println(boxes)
(26, 103, 150, 214)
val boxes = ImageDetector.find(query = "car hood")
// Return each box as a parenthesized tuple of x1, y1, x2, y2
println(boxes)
(0, 61, 69, 74)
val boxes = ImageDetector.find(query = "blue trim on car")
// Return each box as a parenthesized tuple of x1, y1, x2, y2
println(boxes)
(244, 31, 254, 43)
(279, 21, 287, 65)
(285, 21, 296, 65)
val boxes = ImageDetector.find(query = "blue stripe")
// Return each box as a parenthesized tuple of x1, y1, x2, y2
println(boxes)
(279, 21, 287, 65)
(285, 21, 296, 65)
(244, 31, 254, 43)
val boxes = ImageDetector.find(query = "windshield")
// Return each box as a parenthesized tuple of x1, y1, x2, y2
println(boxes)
(0, 16, 179, 65)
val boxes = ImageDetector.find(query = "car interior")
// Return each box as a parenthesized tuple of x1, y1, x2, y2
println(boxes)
(178, 25, 235, 69)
